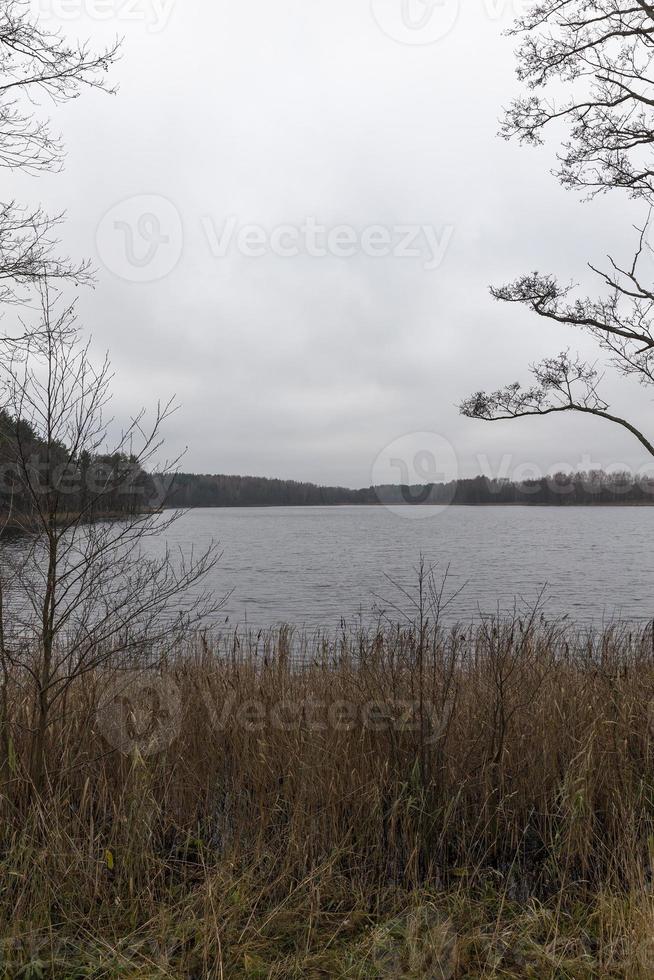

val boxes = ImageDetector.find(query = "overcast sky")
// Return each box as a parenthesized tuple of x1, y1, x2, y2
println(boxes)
(11, 0, 654, 487)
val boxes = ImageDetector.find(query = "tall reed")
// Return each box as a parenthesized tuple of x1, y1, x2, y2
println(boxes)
(3, 605, 654, 975)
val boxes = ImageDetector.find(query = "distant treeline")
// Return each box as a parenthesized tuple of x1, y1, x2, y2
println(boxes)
(0, 409, 154, 521)
(165, 471, 654, 508)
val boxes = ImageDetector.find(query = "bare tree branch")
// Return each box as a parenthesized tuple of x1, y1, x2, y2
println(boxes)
(0, 1, 119, 307)
(462, 4, 654, 459)
(0, 284, 221, 791)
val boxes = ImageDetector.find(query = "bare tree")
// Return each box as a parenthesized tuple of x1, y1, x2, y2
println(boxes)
(1, 0, 119, 307)
(460, 1, 654, 457)
(0, 285, 219, 791)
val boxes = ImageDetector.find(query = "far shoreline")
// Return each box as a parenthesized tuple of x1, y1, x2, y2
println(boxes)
(164, 472, 654, 509)
(165, 500, 654, 509)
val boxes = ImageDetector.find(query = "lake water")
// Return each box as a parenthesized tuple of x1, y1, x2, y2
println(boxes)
(145, 505, 653, 629)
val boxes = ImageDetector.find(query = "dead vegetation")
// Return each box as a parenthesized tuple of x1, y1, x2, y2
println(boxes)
(3, 589, 654, 976)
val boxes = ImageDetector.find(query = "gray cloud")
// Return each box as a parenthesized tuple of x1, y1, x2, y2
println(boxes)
(10, 0, 653, 486)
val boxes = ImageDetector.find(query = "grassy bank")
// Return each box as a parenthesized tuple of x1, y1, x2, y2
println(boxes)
(4, 613, 654, 977)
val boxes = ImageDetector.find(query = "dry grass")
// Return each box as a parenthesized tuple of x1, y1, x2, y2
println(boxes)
(3, 605, 654, 976)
